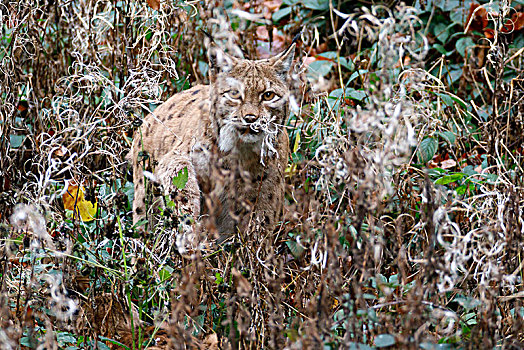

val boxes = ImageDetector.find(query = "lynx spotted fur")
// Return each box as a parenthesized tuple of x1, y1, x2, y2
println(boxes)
(130, 44, 295, 237)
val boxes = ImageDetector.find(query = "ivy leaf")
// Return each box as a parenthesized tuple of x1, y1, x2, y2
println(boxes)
(272, 6, 292, 22)
(456, 37, 475, 57)
(435, 0, 461, 11)
(448, 93, 468, 109)
(9, 134, 25, 148)
(348, 343, 373, 350)
(447, 69, 463, 84)
(348, 69, 368, 84)
(454, 295, 481, 310)
(286, 240, 305, 258)
(417, 138, 438, 164)
(374, 334, 396, 347)
(434, 23, 450, 43)
(97, 337, 127, 350)
(56, 332, 77, 346)
(307, 59, 333, 78)
(172, 167, 189, 189)
(420, 342, 455, 349)
(302, 0, 330, 10)
(328, 88, 366, 110)
(346, 88, 367, 101)
(435, 92, 455, 106)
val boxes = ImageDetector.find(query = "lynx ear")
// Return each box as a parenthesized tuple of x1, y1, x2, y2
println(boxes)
(208, 45, 238, 83)
(269, 43, 296, 78)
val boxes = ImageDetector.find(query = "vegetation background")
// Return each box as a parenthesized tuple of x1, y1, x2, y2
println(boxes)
(0, 0, 523, 348)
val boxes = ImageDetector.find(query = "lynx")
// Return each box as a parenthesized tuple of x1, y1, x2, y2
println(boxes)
(130, 43, 295, 237)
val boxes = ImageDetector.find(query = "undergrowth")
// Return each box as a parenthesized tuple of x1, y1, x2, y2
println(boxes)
(1, 0, 523, 349)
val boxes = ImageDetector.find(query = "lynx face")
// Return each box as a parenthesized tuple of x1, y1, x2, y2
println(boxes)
(209, 47, 294, 158)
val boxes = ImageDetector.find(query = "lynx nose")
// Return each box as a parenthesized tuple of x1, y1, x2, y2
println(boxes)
(243, 114, 257, 123)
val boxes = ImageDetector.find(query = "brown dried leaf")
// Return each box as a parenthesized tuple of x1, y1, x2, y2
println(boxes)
(440, 159, 457, 169)
(465, 3, 488, 32)
(202, 333, 219, 350)
(233, 268, 252, 297)
(501, 12, 524, 33)
(256, 27, 289, 58)
(263, 0, 282, 12)
(147, 0, 160, 11)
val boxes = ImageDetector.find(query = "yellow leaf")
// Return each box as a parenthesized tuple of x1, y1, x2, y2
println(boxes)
(332, 297, 339, 309)
(62, 185, 97, 222)
(293, 131, 300, 154)
(285, 163, 297, 178)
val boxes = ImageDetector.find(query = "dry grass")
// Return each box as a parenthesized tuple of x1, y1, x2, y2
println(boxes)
(0, 0, 523, 349)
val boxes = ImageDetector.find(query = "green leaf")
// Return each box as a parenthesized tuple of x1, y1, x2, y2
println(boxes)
(286, 240, 306, 258)
(172, 166, 188, 189)
(463, 312, 477, 325)
(435, 92, 454, 107)
(435, 131, 456, 145)
(307, 59, 333, 78)
(272, 6, 292, 22)
(462, 165, 477, 176)
(9, 134, 25, 148)
(93, 340, 113, 350)
(375, 334, 396, 347)
(302, 0, 330, 10)
(433, 43, 454, 56)
(348, 69, 368, 84)
(447, 69, 463, 84)
(159, 266, 174, 281)
(317, 52, 354, 70)
(435, 173, 464, 185)
(456, 37, 475, 57)
(327, 88, 366, 110)
(348, 343, 373, 350)
(448, 93, 468, 109)
(434, 0, 461, 11)
(511, 32, 524, 49)
(20, 337, 36, 347)
(434, 23, 450, 43)
(346, 88, 366, 101)
(420, 342, 454, 349)
(329, 88, 366, 102)
(450, 8, 466, 23)
(339, 57, 353, 70)
(482, 173, 498, 184)
(455, 183, 470, 195)
(454, 295, 481, 310)
(417, 138, 438, 163)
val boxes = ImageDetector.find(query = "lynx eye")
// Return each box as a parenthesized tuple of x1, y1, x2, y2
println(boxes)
(227, 89, 242, 100)
(262, 91, 276, 101)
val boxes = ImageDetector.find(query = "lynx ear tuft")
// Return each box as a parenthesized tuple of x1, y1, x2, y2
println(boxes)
(208, 45, 237, 82)
(269, 43, 296, 78)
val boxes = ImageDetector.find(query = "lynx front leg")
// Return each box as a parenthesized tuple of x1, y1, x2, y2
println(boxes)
(252, 168, 286, 233)
(156, 153, 201, 222)
(225, 165, 286, 236)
